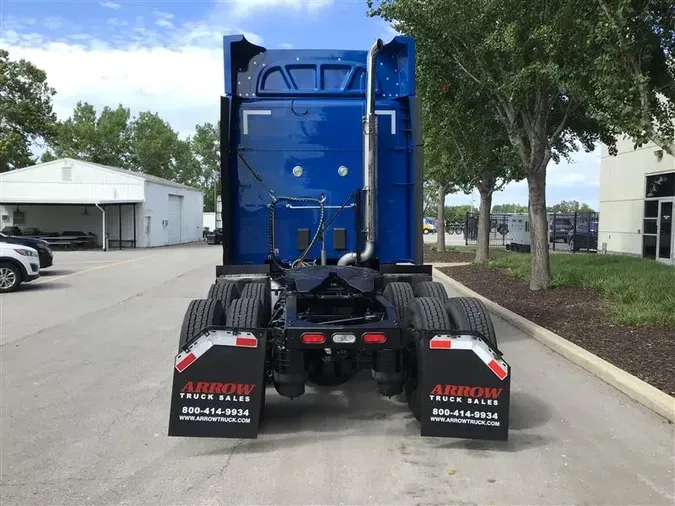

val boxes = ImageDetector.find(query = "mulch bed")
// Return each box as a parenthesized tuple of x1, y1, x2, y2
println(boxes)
(423, 248, 475, 264)
(435, 263, 675, 397)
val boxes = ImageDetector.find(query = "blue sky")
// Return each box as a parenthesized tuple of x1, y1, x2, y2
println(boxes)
(0, 0, 602, 209)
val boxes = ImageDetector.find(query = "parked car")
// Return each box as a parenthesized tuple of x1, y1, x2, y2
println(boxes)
(0, 232, 53, 268)
(1, 225, 56, 237)
(567, 221, 598, 252)
(548, 216, 574, 243)
(0, 242, 40, 293)
(422, 217, 437, 235)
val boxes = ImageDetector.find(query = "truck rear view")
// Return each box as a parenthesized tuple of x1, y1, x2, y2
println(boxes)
(168, 35, 511, 441)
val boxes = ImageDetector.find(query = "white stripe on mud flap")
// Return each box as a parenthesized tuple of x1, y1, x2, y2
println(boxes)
(429, 334, 509, 380)
(175, 330, 258, 372)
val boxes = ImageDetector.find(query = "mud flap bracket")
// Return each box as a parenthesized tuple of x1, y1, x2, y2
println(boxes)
(418, 332, 510, 441)
(168, 327, 267, 439)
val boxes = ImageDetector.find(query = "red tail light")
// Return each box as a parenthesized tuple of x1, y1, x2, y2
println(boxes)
(362, 332, 386, 344)
(301, 333, 326, 344)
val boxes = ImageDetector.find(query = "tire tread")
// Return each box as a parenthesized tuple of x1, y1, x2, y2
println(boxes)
(382, 281, 414, 321)
(445, 297, 498, 351)
(226, 297, 264, 328)
(414, 281, 449, 301)
(179, 298, 222, 349)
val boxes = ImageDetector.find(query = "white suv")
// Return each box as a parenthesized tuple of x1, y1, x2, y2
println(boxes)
(0, 242, 41, 293)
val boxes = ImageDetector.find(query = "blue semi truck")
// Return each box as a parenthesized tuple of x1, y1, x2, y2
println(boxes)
(168, 35, 511, 441)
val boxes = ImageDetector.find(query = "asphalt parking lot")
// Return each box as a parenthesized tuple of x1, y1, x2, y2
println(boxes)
(1, 242, 673, 505)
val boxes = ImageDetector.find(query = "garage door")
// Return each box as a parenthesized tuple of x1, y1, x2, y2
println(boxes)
(167, 195, 183, 245)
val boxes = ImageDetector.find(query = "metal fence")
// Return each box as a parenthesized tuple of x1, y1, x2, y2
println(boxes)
(458, 213, 511, 247)
(461, 211, 600, 253)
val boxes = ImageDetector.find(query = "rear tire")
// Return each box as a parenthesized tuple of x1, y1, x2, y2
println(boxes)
(0, 262, 22, 293)
(382, 281, 414, 323)
(239, 282, 271, 324)
(414, 281, 448, 302)
(226, 297, 264, 328)
(207, 281, 238, 324)
(178, 299, 223, 350)
(445, 297, 498, 352)
(226, 297, 268, 426)
(404, 297, 452, 421)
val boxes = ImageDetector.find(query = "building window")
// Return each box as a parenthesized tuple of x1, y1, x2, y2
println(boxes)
(643, 235, 657, 259)
(644, 200, 659, 218)
(645, 172, 675, 198)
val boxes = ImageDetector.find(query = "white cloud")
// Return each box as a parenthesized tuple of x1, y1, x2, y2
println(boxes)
(226, 0, 333, 17)
(153, 10, 175, 29)
(280, 43, 294, 49)
(100, 1, 121, 9)
(1, 13, 264, 139)
(42, 17, 65, 30)
(156, 18, 175, 29)
(4, 42, 224, 138)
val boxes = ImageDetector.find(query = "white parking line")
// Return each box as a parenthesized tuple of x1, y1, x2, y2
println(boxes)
(36, 254, 157, 284)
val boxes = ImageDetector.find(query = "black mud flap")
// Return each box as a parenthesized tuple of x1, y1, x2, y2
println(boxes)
(168, 327, 267, 439)
(418, 333, 510, 441)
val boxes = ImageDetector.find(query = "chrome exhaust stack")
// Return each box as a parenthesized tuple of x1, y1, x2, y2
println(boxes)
(338, 38, 383, 266)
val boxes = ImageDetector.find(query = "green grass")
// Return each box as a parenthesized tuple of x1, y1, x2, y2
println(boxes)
(487, 252, 675, 327)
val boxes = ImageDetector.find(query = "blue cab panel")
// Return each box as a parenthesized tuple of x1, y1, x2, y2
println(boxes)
(222, 34, 422, 266)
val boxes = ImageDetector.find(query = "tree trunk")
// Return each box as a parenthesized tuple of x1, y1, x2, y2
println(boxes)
(436, 183, 446, 252)
(527, 166, 550, 290)
(475, 188, 492, 264)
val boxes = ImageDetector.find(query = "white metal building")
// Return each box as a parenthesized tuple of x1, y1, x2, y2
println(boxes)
(0, 158, 204, 249)
(598, 137, 674, 265)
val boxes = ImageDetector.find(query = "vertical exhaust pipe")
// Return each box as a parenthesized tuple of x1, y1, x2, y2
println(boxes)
(339, 38, 383, 266)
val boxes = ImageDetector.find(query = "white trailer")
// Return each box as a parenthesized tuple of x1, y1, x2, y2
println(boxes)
(506, 213, 531, 253)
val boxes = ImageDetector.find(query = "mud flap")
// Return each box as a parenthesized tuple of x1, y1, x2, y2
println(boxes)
(418, 333, 510, 441)
(167, 327, 267, 439)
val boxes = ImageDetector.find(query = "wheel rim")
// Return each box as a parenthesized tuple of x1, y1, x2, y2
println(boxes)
(0, 267, 16, 289)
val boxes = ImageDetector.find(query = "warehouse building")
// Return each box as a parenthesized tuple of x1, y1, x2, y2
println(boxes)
(598, 137, 674, 265)
(0, 158, 204, 249)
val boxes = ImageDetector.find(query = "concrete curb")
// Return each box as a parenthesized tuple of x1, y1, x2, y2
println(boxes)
(432, 267, 675, 423)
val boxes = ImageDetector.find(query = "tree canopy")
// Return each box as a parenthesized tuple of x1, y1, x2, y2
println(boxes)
(369, 0, 619, 288)
(0, 49, 57, 172)
(40, 101, 220, 211)
(589, 0, 674, 155)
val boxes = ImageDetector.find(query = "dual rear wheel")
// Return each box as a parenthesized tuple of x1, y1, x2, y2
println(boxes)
(179, 278, 271, 425)
(382, 278, 498, 421)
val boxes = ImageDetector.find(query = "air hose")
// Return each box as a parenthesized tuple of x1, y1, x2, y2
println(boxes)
(237, 151, 324, 269)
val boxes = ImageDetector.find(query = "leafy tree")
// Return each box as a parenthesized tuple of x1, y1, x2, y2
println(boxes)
(129, 111, 184, 180)
(492, 203, 528, 214)
(0, 49, 57, 171)
(190, 122, 220, 212)
(46, 101, 132, 168)
(548, 200, 595, 213)
(422, 180, 439, 217)
(422, 107, 459, 251)
(369, 0, 616, 289)
(444, 205, 473, 224)
(418, 37, 523, 262)
(173, 137, 201, 189)
(590, 0, 674, 155)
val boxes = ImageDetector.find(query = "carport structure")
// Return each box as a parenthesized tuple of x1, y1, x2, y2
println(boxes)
(0, 158, 204, 249)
